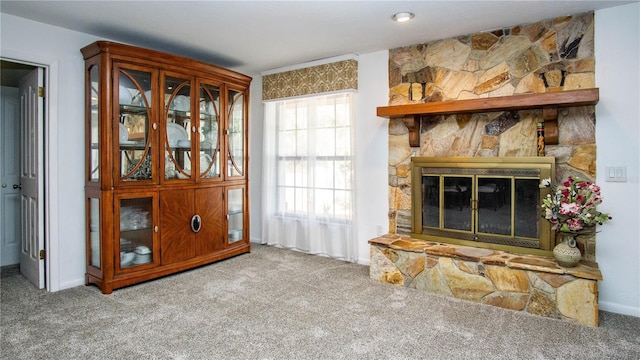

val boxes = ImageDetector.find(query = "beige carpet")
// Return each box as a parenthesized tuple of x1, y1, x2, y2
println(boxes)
(2, 244, 639, 359)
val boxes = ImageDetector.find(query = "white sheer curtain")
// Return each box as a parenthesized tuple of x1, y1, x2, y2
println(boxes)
(262, 92, 357, 262)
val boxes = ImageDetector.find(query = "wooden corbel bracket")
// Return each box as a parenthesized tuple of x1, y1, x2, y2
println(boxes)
(542, 107, 559, 144)
(403, 115, 421, 147)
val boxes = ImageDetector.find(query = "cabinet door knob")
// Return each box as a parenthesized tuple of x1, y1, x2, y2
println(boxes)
(191, 215, 202, 233)
(152, 123, 157, 130)
(154, 225, 158, 233)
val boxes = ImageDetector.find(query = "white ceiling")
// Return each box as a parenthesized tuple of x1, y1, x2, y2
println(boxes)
(0, 1, 634, 75)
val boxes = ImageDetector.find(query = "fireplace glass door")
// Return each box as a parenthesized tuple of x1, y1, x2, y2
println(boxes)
(424, 175, 515, 235)
(476, 176, 511, 236)
(422, 173, 541, 247)
(412, 157, 555, 254)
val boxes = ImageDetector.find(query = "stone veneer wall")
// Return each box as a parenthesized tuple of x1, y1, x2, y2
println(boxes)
(387, 12, 598, 260)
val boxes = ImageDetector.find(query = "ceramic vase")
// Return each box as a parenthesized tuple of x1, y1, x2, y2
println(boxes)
(553, 233, 582, 267)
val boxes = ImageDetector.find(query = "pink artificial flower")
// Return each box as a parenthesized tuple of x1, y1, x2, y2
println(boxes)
(566, 218, 584, 231)
(559, 202, 581, 215)
(563, 176, 573, 187)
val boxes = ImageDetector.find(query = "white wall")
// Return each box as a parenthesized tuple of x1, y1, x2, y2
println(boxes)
(594, 2, 640, 317)
(354, 51, 390, 264)
(1, 13, 100, 290)
(249, 75, 263, 243)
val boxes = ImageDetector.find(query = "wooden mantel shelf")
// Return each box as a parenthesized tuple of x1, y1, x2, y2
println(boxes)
(377, 88, 599, 147)
(377, 88, 599, 117)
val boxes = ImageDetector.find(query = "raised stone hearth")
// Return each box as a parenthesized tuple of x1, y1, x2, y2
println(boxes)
(369, 234, 602, 327)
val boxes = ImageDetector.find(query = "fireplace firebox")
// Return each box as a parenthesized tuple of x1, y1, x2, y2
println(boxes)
(411, 157, 556, 256)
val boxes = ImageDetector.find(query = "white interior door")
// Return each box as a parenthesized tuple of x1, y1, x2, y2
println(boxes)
(18, 68, 45, 288)
(1, 86, 21, 266)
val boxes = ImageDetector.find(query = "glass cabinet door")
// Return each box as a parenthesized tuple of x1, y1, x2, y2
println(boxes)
(88, 64, 100, 182)
(117, 195, 156, 270)
(117, 65, 155, 183)
(163, 75, 193, 180)
(88, 197, 100, 268)
(227, 88, 245, 178)
(227, 187, 244, 244)
(198, 81, 221, 180)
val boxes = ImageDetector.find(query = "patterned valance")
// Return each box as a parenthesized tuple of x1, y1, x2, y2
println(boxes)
(262, 59, 358, 100)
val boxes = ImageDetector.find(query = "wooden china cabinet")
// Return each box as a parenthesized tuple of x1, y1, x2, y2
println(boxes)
(82, 41, 251, 294)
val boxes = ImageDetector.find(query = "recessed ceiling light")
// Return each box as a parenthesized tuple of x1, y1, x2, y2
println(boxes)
(392, 12, 415, 23)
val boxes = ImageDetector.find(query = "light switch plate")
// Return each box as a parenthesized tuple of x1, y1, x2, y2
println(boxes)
(605, 166, 627, 182)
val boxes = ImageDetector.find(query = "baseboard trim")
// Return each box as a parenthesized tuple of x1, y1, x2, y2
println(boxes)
(59, 278, 85, 291)
(250, 237, 266, 244)
(599, 300, 640, 317)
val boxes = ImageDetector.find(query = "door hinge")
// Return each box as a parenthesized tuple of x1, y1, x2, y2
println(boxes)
(38, 86, 45, 98)
(39, 249, 46, 260)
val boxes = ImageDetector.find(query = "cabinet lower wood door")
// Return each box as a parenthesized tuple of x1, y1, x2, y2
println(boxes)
(160, 187, 224, 265)
(160, 190, 195, 265)
(195, 187, 224, 255)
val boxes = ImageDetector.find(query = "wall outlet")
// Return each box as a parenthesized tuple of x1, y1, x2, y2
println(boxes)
(376, 225, 384, 236)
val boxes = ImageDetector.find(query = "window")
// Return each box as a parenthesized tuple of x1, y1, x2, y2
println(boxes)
(262, 91, 356, 261)
(271, 93, 353, 222)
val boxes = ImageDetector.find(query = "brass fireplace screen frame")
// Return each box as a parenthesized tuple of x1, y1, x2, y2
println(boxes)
(411, 157, 556, 256)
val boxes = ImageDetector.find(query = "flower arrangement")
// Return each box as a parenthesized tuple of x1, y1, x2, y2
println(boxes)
(540, 176, 611, 233)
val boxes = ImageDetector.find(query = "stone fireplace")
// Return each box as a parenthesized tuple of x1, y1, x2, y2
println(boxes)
(385, 11, 598, 261)
(369, 12, 603, 327)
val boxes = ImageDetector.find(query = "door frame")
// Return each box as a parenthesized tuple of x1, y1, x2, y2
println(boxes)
(1, 53, 59, 292)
